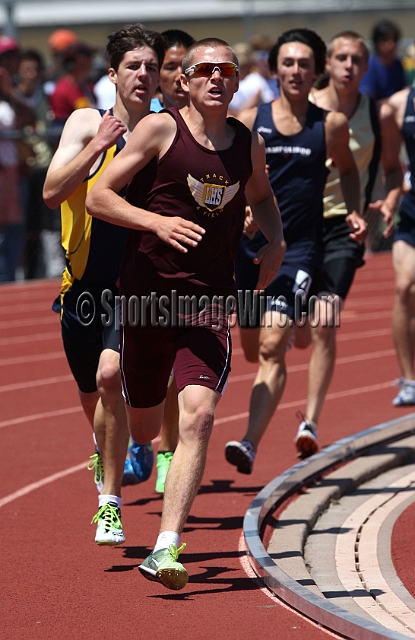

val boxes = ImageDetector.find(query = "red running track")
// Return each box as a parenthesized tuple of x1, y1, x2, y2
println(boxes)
(1, 252, 413, 640)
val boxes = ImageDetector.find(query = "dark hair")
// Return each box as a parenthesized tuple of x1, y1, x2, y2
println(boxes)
(106, 23, 167, 71)
(268, 28, 327, 76)
(182, 38, 237, 72)
(20, 49, 44, 72)
(372, 19, 401, 46)
(162, 29, 195, 51)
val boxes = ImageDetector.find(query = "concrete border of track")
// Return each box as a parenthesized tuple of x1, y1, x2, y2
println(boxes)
(243, 413, 415, 640)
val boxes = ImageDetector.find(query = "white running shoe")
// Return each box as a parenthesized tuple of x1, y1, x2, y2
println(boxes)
(294, 413, 318, 459)
(91, 502, 125, 546)
(392, 378, 415, 406)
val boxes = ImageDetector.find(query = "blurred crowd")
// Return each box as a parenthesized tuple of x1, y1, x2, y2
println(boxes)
(0, 19, 413, 283)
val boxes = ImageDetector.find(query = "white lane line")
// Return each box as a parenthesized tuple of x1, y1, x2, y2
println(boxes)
(1, 380, 396, 430)
(0, 316, 56, 329)
(214, 380, 395, 425)
(0, 461, 88, 508)
(337, 328, 391, 342)
(231, 329, 393, 358)
(0, 406, 83, 429)
(341, 310, 391, 322)
(0, 349, 395, 394)
(0, 312, 391, 351)
(350, 281, 394, 292)
(0, 302, 53, 315)
(229, 350, 396, 383)
(0, 351, 64, 366)
(359, 485, 415, 633)
(0, 279, 59, 292)
(0, 374, 73, 393)
(0, 331, 61, 346)
(335, 470, 415, 637)
(238, 533, 342, 638)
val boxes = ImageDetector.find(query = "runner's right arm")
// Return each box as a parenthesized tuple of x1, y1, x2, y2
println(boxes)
(43, 108, 126, 209)
(86, 112, 205, 253)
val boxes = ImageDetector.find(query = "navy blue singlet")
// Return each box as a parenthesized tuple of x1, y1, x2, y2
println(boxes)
(394, 88, 415, 243)
(240, 101, 328, 269)
(402, 88, 415, 204)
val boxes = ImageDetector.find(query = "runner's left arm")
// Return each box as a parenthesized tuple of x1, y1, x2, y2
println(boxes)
(366, 101, 403, 238)
(326, 110, 366, 243)
(245, 131, 286, 291)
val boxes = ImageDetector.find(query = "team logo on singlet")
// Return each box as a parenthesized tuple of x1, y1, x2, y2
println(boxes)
(187, 173, 240, 215)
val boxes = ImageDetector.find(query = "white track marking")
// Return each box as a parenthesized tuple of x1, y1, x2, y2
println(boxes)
(215, 381, 394, 425)
(0, 351, 64, 366)
(229, 350, 395, 383)
(0, 374, 73, 393)
(1, 380, 396, 430)
(0, 406, 83, 429)
(0, 462, 88, 508)
(0, 316, 56, 329)
(0, 302, 54, 315)
(335, 470, 415, 637)
(238, 533, 342, 637)
(0, 331, 61, 346)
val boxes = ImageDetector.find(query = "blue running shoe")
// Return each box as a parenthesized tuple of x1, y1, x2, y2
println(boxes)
(122, 439, 154, 485)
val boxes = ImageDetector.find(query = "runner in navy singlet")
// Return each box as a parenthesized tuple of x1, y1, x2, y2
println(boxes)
(387, 86, 415, 406)
(224, 28, 365, 475)
(294, 31, 403, 457)
(43, 24, 167, 546)
(86, 38, 285, 590)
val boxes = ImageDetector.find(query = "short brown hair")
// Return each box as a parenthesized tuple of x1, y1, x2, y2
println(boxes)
(327, 31, 370, 64)
(182, 38, 237, 72)
(106, 23, 167, 71)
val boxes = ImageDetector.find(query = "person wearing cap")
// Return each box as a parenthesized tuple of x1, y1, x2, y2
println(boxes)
(49, 41, 97, 125)
(0, 35, 20, 76)
(44, 29, 79, 95)
(48, 29, 78, 56)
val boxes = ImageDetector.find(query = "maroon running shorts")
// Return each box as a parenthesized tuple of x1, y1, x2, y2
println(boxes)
(120, 320, 232, 408)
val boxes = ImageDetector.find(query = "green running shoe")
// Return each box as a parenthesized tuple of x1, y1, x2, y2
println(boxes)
(155, 451, 174, 494)
(138, 543, 188, 590)
(91, 502, 125, 546)
(87, 450, 104, 493)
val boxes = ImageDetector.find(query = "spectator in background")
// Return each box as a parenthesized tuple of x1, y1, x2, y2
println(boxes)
(0, 36, 24, 282)
(50, 42, 97, 125)
(228, 42, 275, 116)
(401, 42, 415, 87)
(14, 49, 64, 279)
(360, 19, 406, 101)
(44, 29, 78, 96)
(93, 53, 116, 111)
(250, 34, 280, 100)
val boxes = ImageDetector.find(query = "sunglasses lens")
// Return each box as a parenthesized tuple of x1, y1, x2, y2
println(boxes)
(194, 63, 214, 76)
(220, 64, 238, 76)
(193, 63, 237, 77)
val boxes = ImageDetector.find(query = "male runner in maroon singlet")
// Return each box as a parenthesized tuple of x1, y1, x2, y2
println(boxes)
(86, 38, 286, 590)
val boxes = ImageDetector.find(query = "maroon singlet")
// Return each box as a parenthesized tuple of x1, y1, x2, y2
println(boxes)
(120, 107, 253, 299)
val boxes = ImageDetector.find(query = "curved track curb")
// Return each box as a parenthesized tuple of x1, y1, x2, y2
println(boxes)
(243, 414, 415, 640)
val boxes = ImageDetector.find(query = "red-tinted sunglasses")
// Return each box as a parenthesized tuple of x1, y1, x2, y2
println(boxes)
(184, 61, 239, 77)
